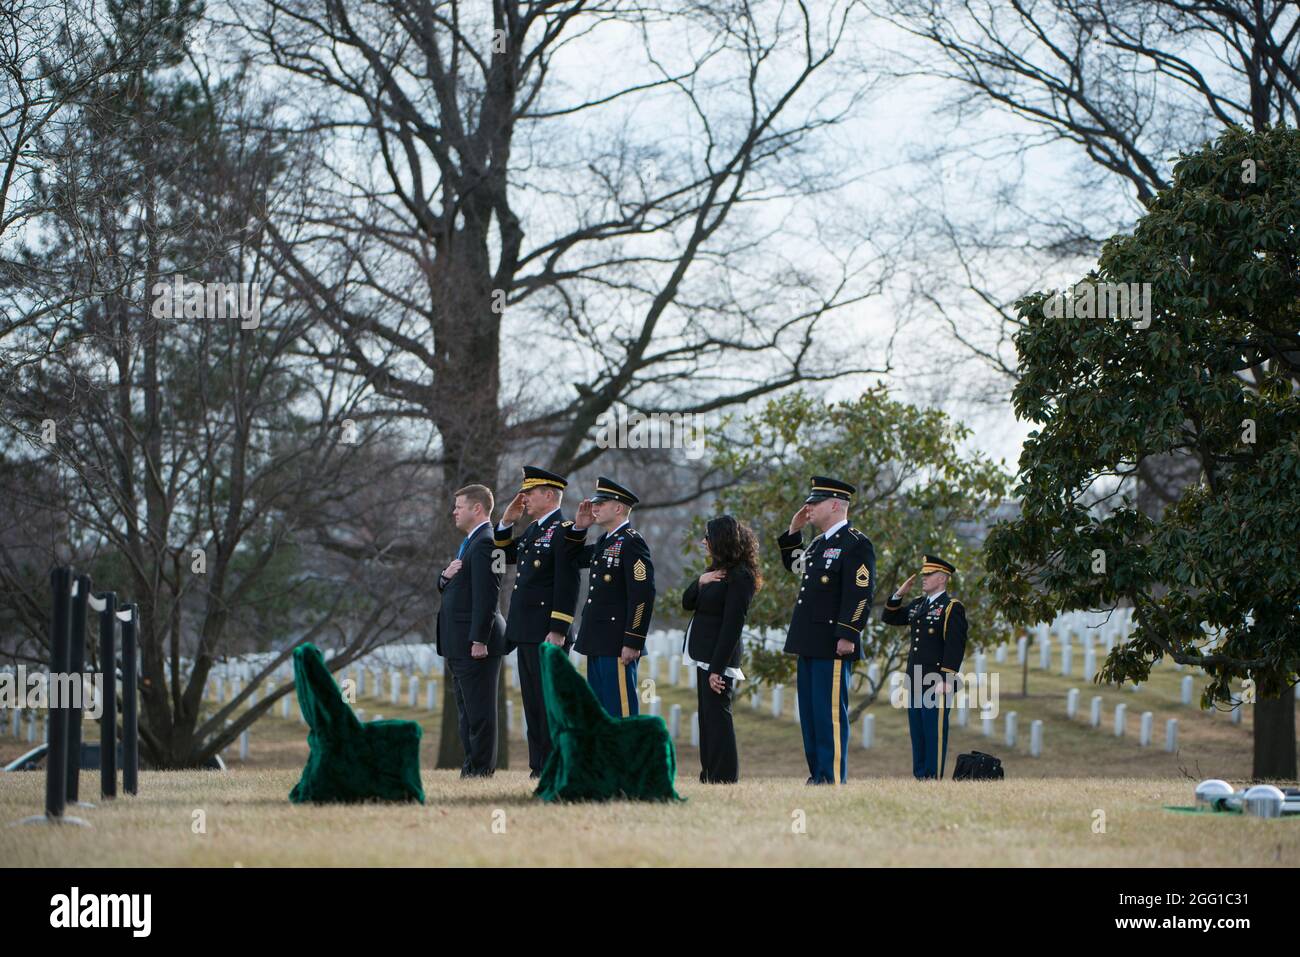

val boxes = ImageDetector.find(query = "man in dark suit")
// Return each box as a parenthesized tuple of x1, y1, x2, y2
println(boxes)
(494, 465, 580, 776)
(881, 555, 968, 780)
(436, 483, 507, 777)
(564, 477, 656, 717)
(776, 476, 876, 785)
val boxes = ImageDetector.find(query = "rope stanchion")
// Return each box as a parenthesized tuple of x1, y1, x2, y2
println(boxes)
(67, 573, 93, 808)
(94, 591, 118, 799)
(120, 603, 139, 796)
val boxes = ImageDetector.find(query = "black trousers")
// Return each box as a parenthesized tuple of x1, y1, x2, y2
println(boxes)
(696, 667, 738, 783)
(514, 642, 554, 775)
(448, 655, 501, 776)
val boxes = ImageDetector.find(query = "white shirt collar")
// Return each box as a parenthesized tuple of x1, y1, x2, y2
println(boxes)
(536, 506, 560, 527)
(606, 519, 630, 537)
(467, 519, 492, 541)
(814, 518, 848, 542)
(926, 589, 947, 605)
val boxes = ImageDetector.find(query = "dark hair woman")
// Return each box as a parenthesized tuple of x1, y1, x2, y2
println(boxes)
(681, 515, 762, 783)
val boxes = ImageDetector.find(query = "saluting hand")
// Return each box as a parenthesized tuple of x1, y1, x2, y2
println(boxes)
(894, 573, 916, 597)
(575, 498, 594, 530)
(501, 492, 526, 525)
(788, 504, 812, 535)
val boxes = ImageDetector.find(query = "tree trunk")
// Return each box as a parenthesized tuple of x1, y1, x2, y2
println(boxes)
(1252, 693, 1297, 781)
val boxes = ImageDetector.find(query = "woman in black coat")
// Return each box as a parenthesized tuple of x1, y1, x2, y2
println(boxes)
(681, 515, 762, 783)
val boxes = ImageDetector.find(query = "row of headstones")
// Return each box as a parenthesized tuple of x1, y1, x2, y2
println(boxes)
(1063, 690, 1189, 750)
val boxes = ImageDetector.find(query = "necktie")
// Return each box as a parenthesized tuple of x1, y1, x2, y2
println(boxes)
(457, 535, 469, 560)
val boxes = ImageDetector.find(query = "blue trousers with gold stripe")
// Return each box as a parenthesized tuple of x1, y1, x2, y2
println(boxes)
(908, 674, 952, 779)
(587, 656, 639, 718)
(796, 656, 852, 784)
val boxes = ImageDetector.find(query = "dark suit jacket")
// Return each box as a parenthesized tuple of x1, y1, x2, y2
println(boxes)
(436, 522, 507, 659)
(681, 567, 755, 674)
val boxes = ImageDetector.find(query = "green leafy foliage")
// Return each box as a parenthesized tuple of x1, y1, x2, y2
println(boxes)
(989, 125, 1300, 705)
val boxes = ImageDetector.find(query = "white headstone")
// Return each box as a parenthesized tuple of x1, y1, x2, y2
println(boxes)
(648, 654, 660, 683)
(1005, 711, 1018, 747)
(1039, 638, 1051, 671)
(982, 716, 993, 737)
(9, 708, 18, 737)
(1083, 648, 1096, 683)
(974, 651, 986, 676)
(27, 713, 36, 743)
(750, 686, 761, 711)
(215, 676, 225, 702)
(867, 662, 881, 688)
(650, 696, 661, 717)
(408, 675, 419, 708)
(1090, 696, 1102, 728)
(506, 700, 514, 733)
(1139, 711, 1153, 746)
(690, 711, 700, 748)
(281, 696, 290, 719)
(1181, 675, 1193, 705)
(1113, 702, 1127, 736)
(688, 667, 698, 690)
(995, 643, 1007, 664)
(427, 680, 437, 710)
(956, 703, 969, 728)
(1066, 688, 1079, 718)
(669, 703, 682, 740)
(510, 663, 520, 690)
(1165, 718, 1178, 752)
(1231, 704, 1243, 725)
(356, 670, 365, 697)
(668, 656, 681, 685)
(1029, 720, 1043, 757)
(793, 691, 800, 725)
(239, 730, 249, 760)
(1016, 635, 1027, 665)
(861, 713, 874, 749)
(771, 684, 784, 718)
(1061, 646, 1072, 677)
(390, 671, 400, 705)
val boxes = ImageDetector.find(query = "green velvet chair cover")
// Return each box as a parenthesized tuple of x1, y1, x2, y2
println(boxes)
(289, 643, 425, 804)
(534, 642, 682, 803)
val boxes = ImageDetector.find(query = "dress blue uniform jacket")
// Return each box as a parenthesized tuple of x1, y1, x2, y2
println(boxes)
(494, 511, 580, 647)
(881, 592, 967, 676)
(566, 523, 656, 656)
(776, 524, 876, 659)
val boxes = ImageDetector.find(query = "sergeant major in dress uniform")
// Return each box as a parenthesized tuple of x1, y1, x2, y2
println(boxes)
(564, 477, 656, 718)
(880, 555, 968, 780)
(776, 476, 876, 784)
(494, 466, 581, 777)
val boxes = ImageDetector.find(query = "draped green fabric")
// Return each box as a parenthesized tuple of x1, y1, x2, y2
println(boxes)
(288, 643, 425, 805)
(534, 642, 682, 803)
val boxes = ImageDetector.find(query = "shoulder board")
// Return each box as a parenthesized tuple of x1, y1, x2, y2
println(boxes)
(627, 528, 642, 538)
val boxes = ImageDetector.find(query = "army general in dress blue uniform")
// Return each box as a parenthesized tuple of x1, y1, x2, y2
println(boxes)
(494, 465, 581, 777)
(565, 477, 656, 718)
(776, 476, 876, 784)
(881, 555, 968, 779)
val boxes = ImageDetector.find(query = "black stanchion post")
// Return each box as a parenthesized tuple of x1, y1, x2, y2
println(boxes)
(44, 566, 72, 820)
(98, 591, 118, 799)
(120, 603, 139, 796)
(67, 573, 91, 806)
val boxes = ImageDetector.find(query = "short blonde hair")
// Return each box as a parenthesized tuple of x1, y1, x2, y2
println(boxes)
(455, 484, 494, 516)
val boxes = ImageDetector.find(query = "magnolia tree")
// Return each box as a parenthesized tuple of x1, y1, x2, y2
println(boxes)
(690, 388, 1011, 717)
(986, 126, 1300, 779)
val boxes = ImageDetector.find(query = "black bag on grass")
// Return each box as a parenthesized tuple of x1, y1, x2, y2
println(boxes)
(952, 750, 1004, 780)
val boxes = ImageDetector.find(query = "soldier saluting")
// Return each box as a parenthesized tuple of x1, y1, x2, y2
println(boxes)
(776, 476, 876, 785)
(494, 466, 581, 777)
(564, 477, 656, 718)
(881, 555, 967, 780)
